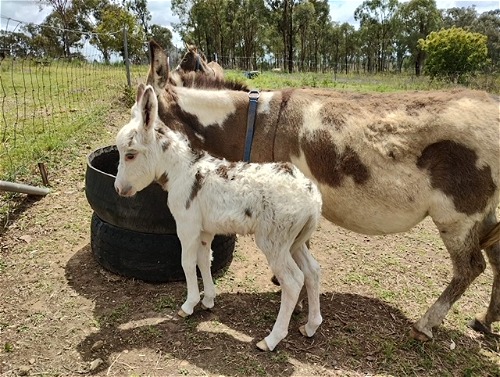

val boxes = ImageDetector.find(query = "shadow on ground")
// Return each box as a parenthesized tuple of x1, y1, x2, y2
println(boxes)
(66, 244, 499, 376)
(0, 194, 45, 233)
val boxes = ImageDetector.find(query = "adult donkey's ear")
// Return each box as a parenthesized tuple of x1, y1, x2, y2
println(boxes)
(147, 40, 170, 92)
(140, 86, 158, 133)
(136, 83, 146, 103)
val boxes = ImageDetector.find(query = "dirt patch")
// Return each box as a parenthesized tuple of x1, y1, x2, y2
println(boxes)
(0, 107, 499, 377)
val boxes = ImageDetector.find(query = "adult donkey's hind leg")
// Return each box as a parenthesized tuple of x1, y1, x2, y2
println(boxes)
(471, 214, 500, 334)
(411, 220, 486, 341)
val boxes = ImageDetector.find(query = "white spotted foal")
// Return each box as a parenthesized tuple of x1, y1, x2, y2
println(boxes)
(115, 84, 323, 352)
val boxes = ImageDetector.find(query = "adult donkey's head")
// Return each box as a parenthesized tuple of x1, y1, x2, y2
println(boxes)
(178, 44, 207, 73)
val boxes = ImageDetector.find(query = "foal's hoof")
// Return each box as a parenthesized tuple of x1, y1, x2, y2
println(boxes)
(271, 275, 280, 286)
(410, 327, 432, 342)
(177, 309, 190, 318)
(299, 325, 311, 337)
(200, 303, 212, 311)
(468, 318, 491, 334)
(256, 339, 271, 352)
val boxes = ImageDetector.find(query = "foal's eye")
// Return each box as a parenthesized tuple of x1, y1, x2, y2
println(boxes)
(125, 153, 136, 161)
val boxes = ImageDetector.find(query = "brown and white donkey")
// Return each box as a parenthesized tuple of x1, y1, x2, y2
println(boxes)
(147, 40, 500, 341)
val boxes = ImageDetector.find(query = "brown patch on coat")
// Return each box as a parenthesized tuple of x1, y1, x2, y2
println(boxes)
(244, 208, 252, 217)
(186, 171, 204, 210)
(155, 126, 166, 140)
(417, 140, 496, 215)
(191, 149, 204, 165)
(155, 173, 168, 188)
(301, 129, 370, 187)
(161, 139, 170, 152)
(215, 164, 229, 180)
(274, 162, 295, 176)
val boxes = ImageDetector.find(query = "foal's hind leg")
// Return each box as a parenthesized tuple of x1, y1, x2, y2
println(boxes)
(292, 244, 322, 337)
(471, 214, 500, 334)
(256, 244, 304, 351)
(412, 221, 486, 340)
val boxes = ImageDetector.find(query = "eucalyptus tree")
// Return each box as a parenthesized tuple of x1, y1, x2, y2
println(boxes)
(124, 0, 151, 36)
(309, 0, 331, 72)
(36, 0, 87, 57)
(397, 0, 441, 75)
(441, 6, 478, 30)
(473, 10, 500, 67)
(266, 0, 300, 73)
(90, 1, 145, 63)
(294, 1, 315, 71)
(339, 22, 357, 74)
(235, 0, 269, 70)
(354, 0, 400, 72)
(172, 0, 227, 61)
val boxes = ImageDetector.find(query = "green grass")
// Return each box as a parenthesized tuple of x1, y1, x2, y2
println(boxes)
(226, 69, 500, 93)
(0, 58, 145, 183)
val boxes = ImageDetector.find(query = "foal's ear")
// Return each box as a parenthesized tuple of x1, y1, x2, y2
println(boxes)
(147, 40, 170, 91)
(140, 86, 157, 132)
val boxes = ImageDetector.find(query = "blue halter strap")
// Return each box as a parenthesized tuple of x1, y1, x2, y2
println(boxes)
(243, 90, 260, 162)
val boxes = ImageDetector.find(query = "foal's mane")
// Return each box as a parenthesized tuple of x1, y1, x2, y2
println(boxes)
(173, 70, 250, 92)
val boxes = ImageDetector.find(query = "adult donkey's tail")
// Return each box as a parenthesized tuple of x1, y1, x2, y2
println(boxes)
(481, 222, 500, 249)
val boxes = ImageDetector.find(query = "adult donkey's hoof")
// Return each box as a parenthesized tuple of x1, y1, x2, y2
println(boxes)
(469, 317, 491, 334)
(410, 326, 432, 342)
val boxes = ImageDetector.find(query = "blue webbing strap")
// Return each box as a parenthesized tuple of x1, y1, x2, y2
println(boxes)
(243, 90, 260, 162)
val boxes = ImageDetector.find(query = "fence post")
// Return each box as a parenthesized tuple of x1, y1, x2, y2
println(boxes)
(123, 25, 131, 88)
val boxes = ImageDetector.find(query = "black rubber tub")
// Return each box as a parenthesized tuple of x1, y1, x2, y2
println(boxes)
(86, 145, 176, 234)
(85, 145, 236, 282)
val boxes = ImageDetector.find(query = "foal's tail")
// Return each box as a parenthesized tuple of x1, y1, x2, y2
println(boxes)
(291, 214, 319, 253)
(481, 222, 500, 249)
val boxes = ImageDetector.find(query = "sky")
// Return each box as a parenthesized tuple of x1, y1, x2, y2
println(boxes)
(1, 0, 499, 48)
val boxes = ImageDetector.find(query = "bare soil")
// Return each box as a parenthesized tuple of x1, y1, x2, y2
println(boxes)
(1, 108, 499, 377)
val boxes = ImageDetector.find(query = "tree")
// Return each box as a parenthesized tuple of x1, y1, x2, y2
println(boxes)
(473, 10, 500, 67)
(441, 6, 478, 30)
(125, 0, 152, 36)
(235, 0, 269, 70)
(418, 27, 489, 83)
(266, 0, 299, 73)
(354, 0, 399, 72)
(397, 0, 441, 75)
(90, 2, 145, 63)
(36, 0, 85, 57)
(294, 1, 315, 70)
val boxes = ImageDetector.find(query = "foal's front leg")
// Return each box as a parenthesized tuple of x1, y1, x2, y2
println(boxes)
(178, 228, 203, 317)
(198, 231, 216, 310)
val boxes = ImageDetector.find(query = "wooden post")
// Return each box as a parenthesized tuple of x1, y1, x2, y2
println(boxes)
(123, 25, 131, 88)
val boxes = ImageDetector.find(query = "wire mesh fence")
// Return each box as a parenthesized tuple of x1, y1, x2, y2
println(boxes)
(0, 18, 149, 185)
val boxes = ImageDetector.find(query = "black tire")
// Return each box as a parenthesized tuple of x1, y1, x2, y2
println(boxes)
(85, 146, 177, 234)
(90, 213, 235, 283)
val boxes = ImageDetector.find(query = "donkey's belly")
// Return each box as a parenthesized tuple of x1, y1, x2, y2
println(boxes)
(319, 185, 429, 236)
